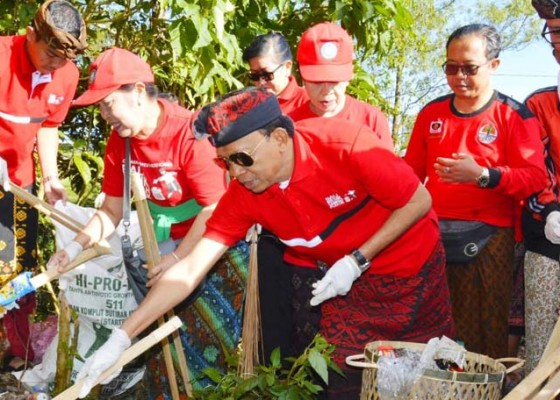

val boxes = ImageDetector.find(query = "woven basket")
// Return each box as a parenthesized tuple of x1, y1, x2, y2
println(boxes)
(346, 340, 523, 400)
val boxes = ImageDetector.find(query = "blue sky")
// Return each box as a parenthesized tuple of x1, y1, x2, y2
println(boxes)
(493, 37, 558, 101)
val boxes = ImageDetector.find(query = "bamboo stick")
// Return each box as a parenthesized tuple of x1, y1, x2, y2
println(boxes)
(52, 316, 183, 400)
(539, 317, 560, 367)
(8, 182, 112, 256)
(131, 172, 192, 398)
(503, 351, 560, 399)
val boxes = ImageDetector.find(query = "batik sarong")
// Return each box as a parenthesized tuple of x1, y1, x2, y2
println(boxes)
(142, 240, 248, 398)
(446, 227, 514, 359)
(0, 185, 38, 361)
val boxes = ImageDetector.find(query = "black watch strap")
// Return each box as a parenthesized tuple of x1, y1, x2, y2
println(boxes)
(351, 249, 371, 273)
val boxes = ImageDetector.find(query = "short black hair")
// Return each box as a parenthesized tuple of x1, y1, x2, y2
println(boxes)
(446, 24, 502, 60)
(242, 32, 293, 64)
(259, 116, 295, 138)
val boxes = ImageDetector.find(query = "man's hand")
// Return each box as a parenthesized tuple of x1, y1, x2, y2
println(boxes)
(310, 255, 361, 306)
(47, 240, 83, 273)
(0, 157, 11, 191)
(146, 253, 176, 287)
(44, 177, 67, 205)
(545, 211, 560, 244)
(76, 327, 131, 398)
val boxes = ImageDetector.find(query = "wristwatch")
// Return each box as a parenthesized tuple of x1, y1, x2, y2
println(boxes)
(351, 249, 371, 273)
(476, 167, 490, 188)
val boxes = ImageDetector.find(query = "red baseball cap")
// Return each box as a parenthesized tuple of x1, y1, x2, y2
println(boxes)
(296, 22, 354, 82)
(73, 48, 154, 106)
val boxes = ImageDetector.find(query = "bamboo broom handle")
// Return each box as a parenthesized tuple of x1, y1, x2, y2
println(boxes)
(9, 182, 112, 255)
(31, 246, 111, 289)
(131, 172, 192, 398)
(52, 316, 183, 400)
(9, 183, 84, 233)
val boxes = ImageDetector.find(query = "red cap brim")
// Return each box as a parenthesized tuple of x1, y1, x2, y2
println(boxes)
(299, 63, 353, 83)
(72, 85, 120, 107)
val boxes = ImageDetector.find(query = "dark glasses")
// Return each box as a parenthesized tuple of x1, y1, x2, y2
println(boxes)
(214, 135, 268, 170)
(441, 60, 492, 76)
(247, 64, 283, 82)
(542, 23, 560, 45)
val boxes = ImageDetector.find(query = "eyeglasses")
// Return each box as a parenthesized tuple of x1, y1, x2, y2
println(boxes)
(541, 23, 560, 45)
(247, 64, 283, 82)
(214, 135, 268, 170)
(441, 60, 492, 76)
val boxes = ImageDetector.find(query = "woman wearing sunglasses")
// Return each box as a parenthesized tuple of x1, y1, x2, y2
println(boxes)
(405, 24, 547, 361)
(48, 48, 248, 396)
(242, 32, 308, 116)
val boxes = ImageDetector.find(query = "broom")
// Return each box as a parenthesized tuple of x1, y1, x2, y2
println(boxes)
(237, 225, 263, 377)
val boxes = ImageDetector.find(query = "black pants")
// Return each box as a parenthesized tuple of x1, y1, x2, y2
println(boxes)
(257, 231, 292, 362)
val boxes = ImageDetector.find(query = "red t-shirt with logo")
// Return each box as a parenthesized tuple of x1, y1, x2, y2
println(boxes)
(277, 76, 308, 117)
(102, 99, 227, 239)
(404, 91, 547, 227)
(290, 94, 394, 151)
(0, 35, 79, 186)
(204, 117, 439, 277)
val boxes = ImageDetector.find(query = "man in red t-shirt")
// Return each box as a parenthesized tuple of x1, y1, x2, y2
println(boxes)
(291, 22, 394, 150)
(405, 23, 547, 360)
(73, 88, 454, 400)
(242, 32, 308, 361)
(0, 0, 86, 370)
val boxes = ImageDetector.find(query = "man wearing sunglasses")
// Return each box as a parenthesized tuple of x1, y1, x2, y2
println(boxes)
(73, 87, 455, 400)
(518, 0, 560, 376)
(0, 0, 86, 371)
(242, 32, 308, 362)
(291, 22, 394, 151)
(405, 24, 547, 361)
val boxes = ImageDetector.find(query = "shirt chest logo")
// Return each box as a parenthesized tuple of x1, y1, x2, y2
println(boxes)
(48, 94, 64, 105)
(429, 119, 443, 135)
(324, 190, 357, 209)
(477, 123, 498, 144)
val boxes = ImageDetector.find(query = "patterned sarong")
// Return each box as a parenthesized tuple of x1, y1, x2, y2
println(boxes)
(143, 240, 248, 398)
(446, 227, 514, 359)
(0, 185, 38, 361)
(320, 240, 455, 400)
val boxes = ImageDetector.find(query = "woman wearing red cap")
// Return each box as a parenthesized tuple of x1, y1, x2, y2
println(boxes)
(291, 21, 394, 151)
(48, 48, 248, 396)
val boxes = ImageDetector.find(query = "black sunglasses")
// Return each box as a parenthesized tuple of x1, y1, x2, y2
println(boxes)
(441, 60, 492, 76)
(542, 22, 560, 45)
(214, 135, 268, 170)
(247, 64, 283, 82)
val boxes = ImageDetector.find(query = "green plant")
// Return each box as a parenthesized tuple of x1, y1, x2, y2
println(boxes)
(194, 334, 342, 400)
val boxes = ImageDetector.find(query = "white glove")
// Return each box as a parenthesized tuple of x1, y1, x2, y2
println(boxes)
(310, 255, 361, 306)
(0, 156, 10, 191)
(76, 327, 131, 399)
(545, 211, 560, 244)
(245, 223, 262, 242)
(64, 240, 83, 264)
